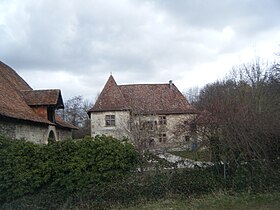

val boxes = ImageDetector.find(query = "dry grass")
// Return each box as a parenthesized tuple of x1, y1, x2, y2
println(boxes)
(114, 192, 280, 210)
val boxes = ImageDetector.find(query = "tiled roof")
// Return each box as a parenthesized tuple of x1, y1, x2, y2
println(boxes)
(90, 75, 129, 112)
(0, 61, 32, 91)
(0, 61, 73, 129)
(89, 76, 197, 115)
(55, 115, 78, 130)
(22, 89, 64, 108)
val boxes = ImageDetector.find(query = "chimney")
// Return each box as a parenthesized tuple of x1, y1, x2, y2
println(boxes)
(169, 80, 173, 88)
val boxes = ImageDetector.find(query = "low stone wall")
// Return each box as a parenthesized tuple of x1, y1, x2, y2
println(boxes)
(57, 128, 73, 140)
(15, 122, 49, 144)
(0, 119, 16, 139)
(0, 118, 72, 144)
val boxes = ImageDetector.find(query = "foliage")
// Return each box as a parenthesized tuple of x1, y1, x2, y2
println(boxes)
(0, 135, 44, 202)
(0, 135, 138, 204)
(170, 168, 223, 196)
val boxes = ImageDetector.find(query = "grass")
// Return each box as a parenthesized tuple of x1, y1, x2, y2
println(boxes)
(114, 192, 280, 210)
(169, 150, 211, 162)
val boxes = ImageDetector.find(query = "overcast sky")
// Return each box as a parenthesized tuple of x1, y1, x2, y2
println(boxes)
(0, 0, 280, 102)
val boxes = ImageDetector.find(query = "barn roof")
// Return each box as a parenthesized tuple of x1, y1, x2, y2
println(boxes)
(22, 89, 64, 108)
(89, 75, 197, 115)
(0, 61, 73, 129)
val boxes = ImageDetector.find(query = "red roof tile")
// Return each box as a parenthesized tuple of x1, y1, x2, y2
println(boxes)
(90, 75, 129, 112)
(89, 76, 197, 114)
(0, 61, 74, 129)
(22, 89, 64, 108)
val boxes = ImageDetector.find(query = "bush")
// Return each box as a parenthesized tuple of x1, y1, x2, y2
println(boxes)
(0, 136, 45, 202)
(0, 135, 139, 204)
(170, 168, 223, 196)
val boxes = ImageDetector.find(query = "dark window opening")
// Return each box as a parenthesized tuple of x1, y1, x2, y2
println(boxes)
(159, 115, 167, 125)
(148, 139, 155, 147)
(47, 106, 55, 122)
(159, 133, 167, 143)
(185, 135, 190, 142)
(140, 121, 156, 131)
(105, 115, 115, 126)
(190, 123, 197, 133)
(48, 130, 56, 144)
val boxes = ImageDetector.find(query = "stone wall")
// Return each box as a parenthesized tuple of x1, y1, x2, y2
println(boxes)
(57, 128, 73, 141)
(91, 111, 130, 139)
(0, 119, 16, 139)
(90, 111, 197, 150)
(0, 118, 72, 144)
(134, 114, 196, 149)
(15, 123, 49, 144)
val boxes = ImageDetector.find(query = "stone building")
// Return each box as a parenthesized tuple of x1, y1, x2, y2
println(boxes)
(0, 61, 76, 144)
(88, 75, 198, 150)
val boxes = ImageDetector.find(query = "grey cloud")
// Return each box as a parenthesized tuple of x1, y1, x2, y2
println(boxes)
(0, 0, 279, 101)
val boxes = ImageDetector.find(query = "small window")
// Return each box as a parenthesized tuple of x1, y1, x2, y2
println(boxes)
(141, 121, 156, 131)
(185, 135, 190, 142)
(105, 115, 115, 126)
(159, 133, 167, 143)
(190, 123, 197, 133)
(159, 115, 167, 125)
(47, 106, 55, 123)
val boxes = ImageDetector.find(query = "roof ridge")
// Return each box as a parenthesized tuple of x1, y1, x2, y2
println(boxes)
(21, 89, 61, 92)
(118, 83, 170, 87)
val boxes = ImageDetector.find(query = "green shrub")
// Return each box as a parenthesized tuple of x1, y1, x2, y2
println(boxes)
(43, 135, 139, 194)
(170, 168, 223, 196)
(0, 136, 45, 202)
(0, 135, 139, 204)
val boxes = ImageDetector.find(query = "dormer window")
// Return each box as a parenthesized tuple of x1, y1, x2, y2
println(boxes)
(105, 115, 115, 126)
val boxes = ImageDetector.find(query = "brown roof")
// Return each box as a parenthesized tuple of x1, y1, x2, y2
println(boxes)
(0, 61, 73, 129)
(90, 75, 129, 112)
(55, 115, 78, 130)
(22, 89, 64, 108)
(89, 76, 197, 114)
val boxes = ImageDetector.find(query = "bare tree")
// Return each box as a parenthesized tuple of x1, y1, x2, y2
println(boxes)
(57, 96, 93, 138)
(195, 59, 280, 172)
(184, 86, 200, 105)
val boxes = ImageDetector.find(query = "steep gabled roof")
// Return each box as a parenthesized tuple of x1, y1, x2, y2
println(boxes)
(0, 62, 52, 124)
(89, 75, 129, 112)
(0, 61, 32, 91)
(21, 89, 64, 108)
(0, 61, 73, 129)
(89, 76, 197, 115)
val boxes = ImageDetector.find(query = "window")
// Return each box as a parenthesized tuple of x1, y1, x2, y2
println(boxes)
(47, 106, 55, 122)
(159, 115, 167, 125)
(159, 133, 167, 143)
(105, 115, 115, 126)
(190, 123, 197, 133)
(140, 121, 156, 131)
(185, 135, 190, 142)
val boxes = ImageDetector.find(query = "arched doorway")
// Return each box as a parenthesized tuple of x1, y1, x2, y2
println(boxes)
(48, 130, 56, 144)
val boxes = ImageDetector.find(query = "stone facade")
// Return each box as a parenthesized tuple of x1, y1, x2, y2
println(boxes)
(89, 75, 198, 151)
(91, 111, 197, 150)
(56, 128, 73, 141)
(0, 118, 73, 144)
(0, 120, 16, 139)
(91, 111, 130, 139)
